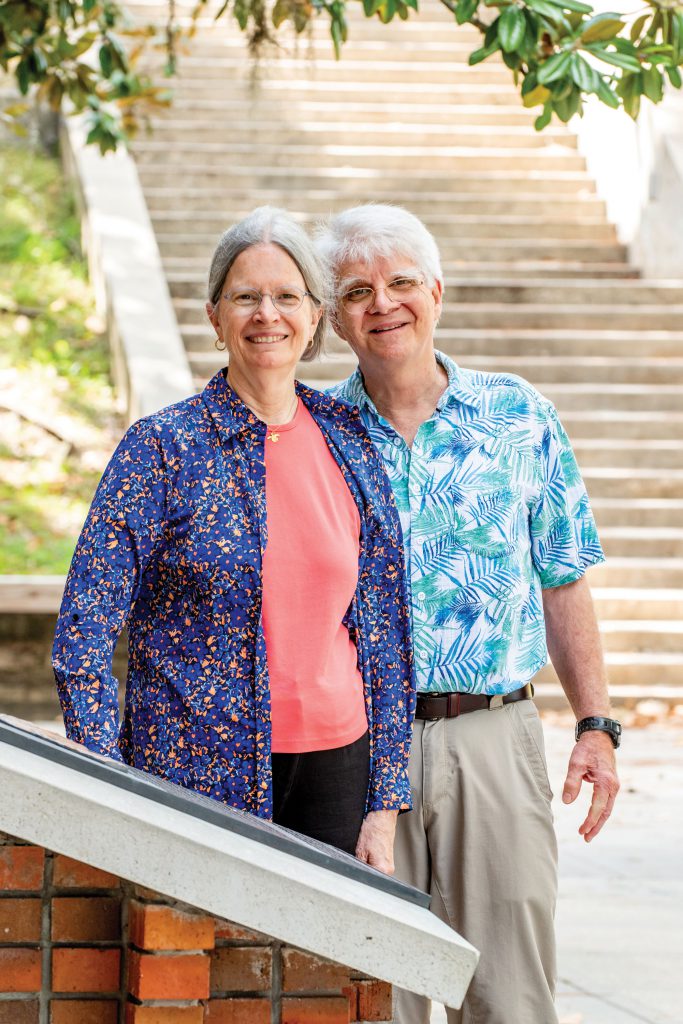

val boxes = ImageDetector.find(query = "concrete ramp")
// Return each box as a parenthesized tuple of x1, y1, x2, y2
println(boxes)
(0, 715, 479, 1009)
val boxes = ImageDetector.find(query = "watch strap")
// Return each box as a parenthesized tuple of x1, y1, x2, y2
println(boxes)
(575, 716, 622, 749)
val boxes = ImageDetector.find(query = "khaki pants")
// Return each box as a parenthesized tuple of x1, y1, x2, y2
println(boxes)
(394, 701, 559, 1024)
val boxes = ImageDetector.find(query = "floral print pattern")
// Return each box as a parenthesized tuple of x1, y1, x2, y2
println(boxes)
(53, 371, 415, 818)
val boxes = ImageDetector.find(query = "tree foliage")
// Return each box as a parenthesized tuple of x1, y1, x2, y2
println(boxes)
(1, 0, 683, 151)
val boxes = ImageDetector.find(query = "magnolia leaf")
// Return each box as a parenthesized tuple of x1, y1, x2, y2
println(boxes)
(522, 82, 551, 105)
(537, 49, 573, 83)
(498, 5, 526, 52)
(535, 102, 553, 129)
(580, 15, 624, 44)
(570, 52, 600, 90)
(630, 13, 649, 44)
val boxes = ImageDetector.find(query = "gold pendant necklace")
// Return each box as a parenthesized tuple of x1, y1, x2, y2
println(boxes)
(267, 394, 298, 443)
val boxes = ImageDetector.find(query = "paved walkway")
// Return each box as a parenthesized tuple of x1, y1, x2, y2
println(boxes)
(432, 721, 683, 1024)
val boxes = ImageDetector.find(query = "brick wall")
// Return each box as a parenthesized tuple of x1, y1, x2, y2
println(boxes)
(0, 833, 393, 1024)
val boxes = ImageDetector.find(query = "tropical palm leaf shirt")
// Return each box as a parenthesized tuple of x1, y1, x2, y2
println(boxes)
(331, 351, 605, 695)
(53, 371, 415, 818)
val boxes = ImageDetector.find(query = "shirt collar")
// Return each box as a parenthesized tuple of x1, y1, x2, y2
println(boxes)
(200, 369, 348, 442)
(343, 350, 481, 414)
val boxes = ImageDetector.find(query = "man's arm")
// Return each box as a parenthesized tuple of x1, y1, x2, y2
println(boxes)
(542, 574, 620, 842)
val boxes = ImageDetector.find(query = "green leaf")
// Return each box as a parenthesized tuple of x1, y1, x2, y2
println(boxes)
(403, 0, 419, 9)
(498, 5, 526, 52)
(543, 0, 591, 13)
(526, 0, 570, 22)
(455, 0, 478, 25)
(535, 102, 553, 130)
(595, 75, 619, 107)
(468, 41, 500, 65)
(642, 64, 664, 102)
(666, 65, 682, 88)
(99, 43, 113, 77)
(537, 49, 573, 83)
(630, 13, 648, 44)
(570, 52, 599, 91)
(522, 82, 551, 106)
(585, 45, 642, 72)
(331, 17, 343, 57)
(580, 14, 624, 44)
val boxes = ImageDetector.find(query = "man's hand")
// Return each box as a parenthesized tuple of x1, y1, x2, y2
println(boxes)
(563, 730, 620, 842)
(355, 809, 398, 874)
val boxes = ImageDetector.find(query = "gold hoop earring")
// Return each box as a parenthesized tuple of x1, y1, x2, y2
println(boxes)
(214, 336, 226, 352)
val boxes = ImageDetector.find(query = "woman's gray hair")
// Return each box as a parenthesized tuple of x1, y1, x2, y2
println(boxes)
(315, 204, 443, 305)
(207, 206, 330, 361)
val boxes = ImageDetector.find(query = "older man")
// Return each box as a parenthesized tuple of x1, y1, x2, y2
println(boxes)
(316, 205, 621, 1024)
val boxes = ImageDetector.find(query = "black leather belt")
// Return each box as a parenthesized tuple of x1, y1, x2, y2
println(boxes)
(415, 683, 534, 720)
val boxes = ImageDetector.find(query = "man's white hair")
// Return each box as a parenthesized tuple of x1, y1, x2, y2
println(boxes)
(315, 204, 443, 300)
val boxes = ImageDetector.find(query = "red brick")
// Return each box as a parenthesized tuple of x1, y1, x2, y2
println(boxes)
(127, 1007, 205, 1024)
(204, 999, 271, 1023)
(51, 897, 121, 943)
(0, 999, 39, 1023)
(282, 996, 351, 1023)
(282, 950, 351, 993)
(0, 948, 42, 992)
(129, 901, 215, 951)
(52, 857, 120, 890)
(0, 899, 42, 942)
(211, 947, 272, 994)
(127, 951, 210, 1001)
(357, 980, 392, 1021)
(214, 920, 266, 943)
(342, 985, 359, 1022)
(52, 948, 121, 993)
(50, 1000, 119, 1024)
(0, 847, 44, 891)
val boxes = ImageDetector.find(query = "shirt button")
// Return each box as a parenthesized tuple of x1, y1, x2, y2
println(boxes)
(392, 437, 402, 447)
(417, 592, 426, 601)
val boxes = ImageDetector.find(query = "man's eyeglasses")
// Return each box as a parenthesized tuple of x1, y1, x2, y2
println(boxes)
(222, 287, 318, 315)
(339, 276, 425, 311)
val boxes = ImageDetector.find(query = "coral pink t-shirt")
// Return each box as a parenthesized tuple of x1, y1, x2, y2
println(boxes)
(262, 399, 367, 753)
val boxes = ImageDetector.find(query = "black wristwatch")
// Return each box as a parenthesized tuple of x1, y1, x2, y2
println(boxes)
(575, 716, 622, 749)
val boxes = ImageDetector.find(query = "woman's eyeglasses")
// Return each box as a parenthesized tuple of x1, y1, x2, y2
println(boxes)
(340, 276, 425, 311)
(222, 287, 318, 314)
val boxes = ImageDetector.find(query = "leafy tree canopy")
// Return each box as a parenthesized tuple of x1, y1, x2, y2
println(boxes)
(1, 0, 682, 152)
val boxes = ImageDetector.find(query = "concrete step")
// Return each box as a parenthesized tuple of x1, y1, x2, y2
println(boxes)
(441, 262, 635, 278)
(599, 528, 683, 558)
(140, 55, 518, 85)
(598, 620, 683, 653)
(143, 120, 576, 149)
(437, 303, 683, 330)
(530, 384, 683, 414)
(137, 165, 596, 194)
(151, 194, 605, 221)
(447, 280, 683, 305)
(535, 652, 683, 688)
(573, 441, 683, 469)
(591, 587, 683, 619)
(592, 500, 683, 528)
(590, 559, 683, 588)
(158, 217, 613, 242)
(151, 98, 556, 126)
(166, 236, 626, 264)
(533, 681, 683, 709)
(131, 143, 586, 173)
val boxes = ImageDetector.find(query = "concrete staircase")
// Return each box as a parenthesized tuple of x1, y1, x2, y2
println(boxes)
(127, 0, 683, 707)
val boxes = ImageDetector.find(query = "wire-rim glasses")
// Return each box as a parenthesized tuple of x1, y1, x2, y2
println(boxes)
(222, 287, 318, 315)
(339, 275, 425, 311)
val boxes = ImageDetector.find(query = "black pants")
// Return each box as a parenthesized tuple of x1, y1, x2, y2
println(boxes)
(271, 730, 370, 855)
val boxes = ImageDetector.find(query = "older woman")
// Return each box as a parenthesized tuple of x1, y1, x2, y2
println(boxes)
(53, 207, 414, 871)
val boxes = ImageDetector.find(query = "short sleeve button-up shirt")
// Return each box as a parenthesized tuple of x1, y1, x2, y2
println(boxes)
(332, 352, 605, 695)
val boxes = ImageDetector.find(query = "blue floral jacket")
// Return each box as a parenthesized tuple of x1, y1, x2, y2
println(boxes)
(53, 371, 415, 818)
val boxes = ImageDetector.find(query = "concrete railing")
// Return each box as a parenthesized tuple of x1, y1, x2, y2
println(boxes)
(60, 115, 194, 424)
(574, 91, 683, 277)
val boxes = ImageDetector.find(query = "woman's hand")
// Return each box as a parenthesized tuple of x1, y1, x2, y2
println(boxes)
(355, 809, 399, 874)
